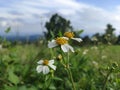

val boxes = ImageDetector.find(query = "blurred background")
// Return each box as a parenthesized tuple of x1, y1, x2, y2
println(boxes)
(0, 0, 120, 42)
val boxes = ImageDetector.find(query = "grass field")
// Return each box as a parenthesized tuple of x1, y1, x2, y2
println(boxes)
(0, 42, 120, 90)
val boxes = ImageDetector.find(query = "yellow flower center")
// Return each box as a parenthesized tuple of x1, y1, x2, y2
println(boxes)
(56, 37, 68, 45)
(43, 60, 49, 65)
(64, 32, 74, 38)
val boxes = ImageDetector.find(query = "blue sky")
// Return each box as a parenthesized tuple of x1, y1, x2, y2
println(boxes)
(0, 0, 120, 36)
(78, 0, 120, 9)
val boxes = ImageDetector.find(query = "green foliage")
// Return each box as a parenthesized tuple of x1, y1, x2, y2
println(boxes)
(0, 43, 120, 90)
(103, 24, 117, 44)
(5, 27, 11, 33)
(1, 13, 120, 90)
(89, 24, 118, 45)
(8, 70, 20, 85)
(82, 36, 92, 45)
(116, 35, 120, 44)
(74, 29, 84, 38)
(44, 13, 73, 40)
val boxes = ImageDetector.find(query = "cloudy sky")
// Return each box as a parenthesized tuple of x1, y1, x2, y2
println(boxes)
(0, 0, 120, 36)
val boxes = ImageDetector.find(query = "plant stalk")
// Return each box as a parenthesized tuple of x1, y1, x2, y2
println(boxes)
(66, 52, 76, 90)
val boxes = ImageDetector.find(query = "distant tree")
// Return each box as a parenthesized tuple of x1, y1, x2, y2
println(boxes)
(103, 24, 117, 44)
(116, 35, 120, 44)
(91, 33, 103, 45)
(105, 24, 115, 35)
(44, 13, 73, 40)
(82, 35, 91, 45)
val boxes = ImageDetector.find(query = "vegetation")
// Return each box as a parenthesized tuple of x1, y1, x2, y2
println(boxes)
(44, 13, 73, 40)
(0, 41, 120, 90)
(0, 14, 120, 90)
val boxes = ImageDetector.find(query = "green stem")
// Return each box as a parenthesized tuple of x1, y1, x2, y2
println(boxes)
(46, 75, 52, 89)
(103, 69, 112, 90)
(50, 48, 54, 58)
(67, 68, 76, 90)
(66, 52, 76, 90)
(42, 75, 53, 90)
(42, 75, 50, 90)
(67, 52, 69, 64)
(42, 75, 47, 90)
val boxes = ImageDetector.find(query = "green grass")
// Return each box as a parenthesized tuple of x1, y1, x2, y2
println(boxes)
(0, 43, 120, 90)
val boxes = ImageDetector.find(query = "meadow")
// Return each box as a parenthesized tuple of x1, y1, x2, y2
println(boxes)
(0, 39, 120, 90)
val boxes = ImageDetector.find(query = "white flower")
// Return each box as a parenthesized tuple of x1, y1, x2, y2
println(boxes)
(91, 46, 98, 50)
(64, 32, 82, 42)
(91, 37, 98, 41)
(92, 61, 98, 68)
(48, 37, 74, 52)
(101, 55, 107, 59)
(36, 59, 56, 74)
(83, 49, 89, 55)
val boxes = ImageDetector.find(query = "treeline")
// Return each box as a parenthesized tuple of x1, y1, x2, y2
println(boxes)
(82, 24, 120, 45)
(1, 13, 120, 46)
(44, 13, 120, 46)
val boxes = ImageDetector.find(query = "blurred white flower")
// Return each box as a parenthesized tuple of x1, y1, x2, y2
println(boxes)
(39, 40, 43, 44)
(83, 49, 89, 55)
(101, 55, 107, 59)
(91, 37, 98, 42)
(107, 34, 111, 37)
(48, 37, 74, 52)
(91, 46, 98, 50)
(36, 59, 56, 74)
(64, 32, 82, 42)
(92, 61, 98, 68)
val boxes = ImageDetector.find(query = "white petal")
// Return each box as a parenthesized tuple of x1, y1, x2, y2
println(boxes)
(49, 60, 54, 64)
(72, 38, 82, 42)
(61, 44, 69, 52)
(37, 60, 43, 64)
(61, 44, 74, 52)
(36, 65, 43, 73)
(67, 44, 74, 52)
(43, 66, 50, 74)
(62, 37, 69, 40)
(48, 64, 56, 70)
(48, 40, 58, 48)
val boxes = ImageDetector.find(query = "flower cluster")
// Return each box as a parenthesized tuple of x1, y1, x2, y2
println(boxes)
(36, 31, 82, 75)
(48, 37, 74, 52)
(48, 32, 82, 52)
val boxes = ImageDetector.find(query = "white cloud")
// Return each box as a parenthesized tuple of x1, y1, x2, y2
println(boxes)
(0, 21, 8, 27)
(0, 0, 120, 36)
